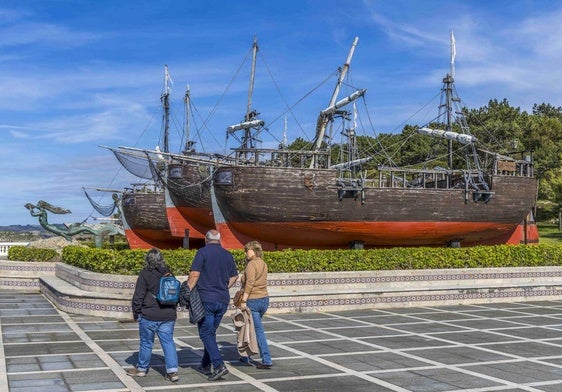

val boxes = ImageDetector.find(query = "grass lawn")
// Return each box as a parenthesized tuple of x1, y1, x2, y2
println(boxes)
(538, 223, 562, 245)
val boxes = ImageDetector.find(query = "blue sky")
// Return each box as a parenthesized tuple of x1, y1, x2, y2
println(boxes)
(2, 0, 561, 226)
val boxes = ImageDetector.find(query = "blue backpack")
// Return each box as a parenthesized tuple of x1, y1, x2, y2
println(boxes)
(153, 274, 181, 305)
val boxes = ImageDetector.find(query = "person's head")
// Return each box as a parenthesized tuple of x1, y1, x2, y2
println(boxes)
(244, 240, 263, 259)
(205, 229, 221, 244)
(145, 248, 165, 270)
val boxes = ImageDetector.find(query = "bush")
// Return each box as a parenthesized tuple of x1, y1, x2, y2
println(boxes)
(8, 246, 59, 262)
(8, 244, 562, 274)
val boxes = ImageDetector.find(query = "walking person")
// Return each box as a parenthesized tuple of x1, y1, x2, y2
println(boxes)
(187, 229, 239, 381)
(127, 248, 179, 382)
(237, 240, 273, 369)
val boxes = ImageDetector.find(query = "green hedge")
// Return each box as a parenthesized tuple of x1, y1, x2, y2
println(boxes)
(7, 246, 60, 262)
(8, 244, 562, 275)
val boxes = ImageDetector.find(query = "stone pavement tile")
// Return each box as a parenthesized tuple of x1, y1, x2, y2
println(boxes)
(71, 320, 126, 331)
(2, 323, 72, 334)
(373, 367, 502, 391)
(0, 308, 59, 317)
(387, 321, 469, 334)
(508, 307, 562, 316)
(267, 329, 334, 343)
(0, 302, 51, 310)
(363, 333, 455, 349)
(266, 374, 396, 392)
(276, 312, 345, 320)
(406, 346, 514, 365)
(4, 341, 91, 356)
(176, 335, 204, 348)
(242, 357, 342, 380)
(6, 353, 106, 372)
(494, 326, 562, 340)
(484, 341, 562, 358)
(350, 314, 425, 325)
(174, 325, 203, 336)
(285, 338, 384, 355)
(320, 325, 403, 338)
(0, 294, 46, 303)
(219, 340, 298, 364)
(445, 318, 524, 330)
(8, 369, 124, 392)
(255, 320, 308, 332)
(519, 301, 562, 307)
(536, 382, 562, 391)
(1, 315, 64, 324)
(456, 309, 531, 318)
(376, 307, 444, 315)
(402, 311, 483, 322)
(502, 315, 562, 326)
(3, 331, 79, 344)
(93, 339, 142, 352)
(539, 357, 562, 367)
(295, 317, 372, 329)
(83, 328, 140, 341)
(430, 330, 524, 345)
(463, 360, 562, 384)
(324, 351, 431, 372)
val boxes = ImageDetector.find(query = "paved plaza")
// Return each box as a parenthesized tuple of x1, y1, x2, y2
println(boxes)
(2, 291, 562, 391)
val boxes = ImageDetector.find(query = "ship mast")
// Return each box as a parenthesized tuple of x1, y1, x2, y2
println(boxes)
(246, 36, 258, 123)
(226, 36, 264, 161)
(161, 64, 171, 154)
(312, 37, 359, 153)
(183, 84, 196, 154)
(443, 32, 456, 169)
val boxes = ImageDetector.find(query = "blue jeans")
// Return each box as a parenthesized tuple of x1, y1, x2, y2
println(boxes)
(198, 302, 228, 368)
(247, 297, 272, 365)
(137, 316, 178, 373)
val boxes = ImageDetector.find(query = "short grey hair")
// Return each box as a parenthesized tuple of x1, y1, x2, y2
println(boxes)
(145, 248, 165, 271)
(206, 230, 221, 242)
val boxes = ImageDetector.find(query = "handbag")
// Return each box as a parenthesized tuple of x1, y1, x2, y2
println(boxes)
(233, 288, 244, 307)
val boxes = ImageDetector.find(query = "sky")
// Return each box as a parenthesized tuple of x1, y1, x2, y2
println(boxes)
(2, 0, 562, 227)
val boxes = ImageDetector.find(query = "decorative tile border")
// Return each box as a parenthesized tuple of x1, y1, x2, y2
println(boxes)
(57, 267, 136, 292)
(267, 270, 562, 286)
(269, 288, 562, 309)
(4, 260, 562, 318)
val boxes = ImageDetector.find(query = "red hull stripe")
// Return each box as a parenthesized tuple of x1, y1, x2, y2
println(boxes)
(227, 221, 537, 248)
(124, 229, 183, 250)
(166, 207, 205, 239)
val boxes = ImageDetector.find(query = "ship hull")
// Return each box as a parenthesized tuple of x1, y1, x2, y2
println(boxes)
(121, 191, 183, 250)
(164, 187, 206, 243)
(212, 166, 538, 248)
(166, 162, 215, 231)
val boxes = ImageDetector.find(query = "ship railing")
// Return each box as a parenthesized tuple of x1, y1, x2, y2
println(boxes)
(493, 157, 533, 177)
(375, 166, 489, 190)
(477, 148, 534, 177)
(231, 147, 331, 168)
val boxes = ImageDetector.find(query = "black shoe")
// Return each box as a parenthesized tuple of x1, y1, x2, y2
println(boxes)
(208, 364, 229, 381)
(256, 363, 272, 369)
(196, 365, 212, 376)
(239, 356, 251, 365)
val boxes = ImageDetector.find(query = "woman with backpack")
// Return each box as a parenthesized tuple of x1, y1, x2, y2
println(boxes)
(126, 248, 179, 383)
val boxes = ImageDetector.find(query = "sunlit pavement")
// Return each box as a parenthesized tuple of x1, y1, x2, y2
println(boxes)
(3, 290, 562, 391)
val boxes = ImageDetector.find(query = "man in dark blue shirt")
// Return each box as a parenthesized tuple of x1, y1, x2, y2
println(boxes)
(187, 229, 238, 381)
